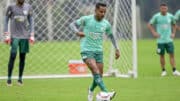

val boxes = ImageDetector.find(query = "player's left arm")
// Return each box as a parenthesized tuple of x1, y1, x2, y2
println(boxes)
(171, 15, 176, 39)
(174, 10, 180, 30)
(109, 34, 120, 59)
(27, 5, 35, 44)
(171, 24, 176, 39)
(106, 23, 120, 59)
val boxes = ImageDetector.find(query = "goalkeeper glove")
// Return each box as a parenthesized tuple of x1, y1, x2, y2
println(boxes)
(29, 35, 35, 44)
(4, 32, 11, 44)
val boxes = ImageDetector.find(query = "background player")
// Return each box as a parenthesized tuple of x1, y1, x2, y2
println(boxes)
(3, 0, 34, 86)
(147, 3, 180, 76)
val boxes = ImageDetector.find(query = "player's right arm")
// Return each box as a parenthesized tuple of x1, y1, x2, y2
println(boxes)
(70, 16, 87, 37)
(3, 5, 12, 44)
(147, 14, 160, 38)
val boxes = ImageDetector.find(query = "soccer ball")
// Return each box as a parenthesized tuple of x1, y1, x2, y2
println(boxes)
(96, 92, 111, 101)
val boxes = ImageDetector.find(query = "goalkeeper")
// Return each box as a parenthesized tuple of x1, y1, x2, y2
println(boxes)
(3, 0, 34, 86)
(70, 2, 120, 101)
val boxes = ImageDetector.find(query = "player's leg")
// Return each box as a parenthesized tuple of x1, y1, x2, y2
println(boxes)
(85, 58, 108, 92)
(81, 51, 107, 92)
(18, 39, 29, 85)
(85, 58, 109, 101)
(96, 53, 116, 100)
(95, 52, 104, 77)
(81, 52, 108, 101)
(167, 42, 176, 70)
(169, 54, 175, 70)
(169, 53, 180, 76)
(87, 56, 103, 101)
(166, 42, 180, 76)
(160, 55, 166, 71)
(96, 63, 103, 77)
(157, 43, 166, 76)
(18, 53, 26, 85)
(86, 58, 99, 101)
(7, 53, 17, 86)
(88, 63, 102, 97)
(7, 38, 19, 86)
(89, 52, 103, 92)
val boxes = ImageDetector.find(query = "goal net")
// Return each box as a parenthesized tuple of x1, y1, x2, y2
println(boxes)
(0, 0, 137, 79)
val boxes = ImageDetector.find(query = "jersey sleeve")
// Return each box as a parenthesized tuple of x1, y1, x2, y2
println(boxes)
(4, 6, 12, 32)
(27, 5, 34, 33)
(28, 5, 33, 16)
(175, 10, 180, 21)
(171, 15, 176, 25)
(75, 16, 87, 26)
(6, 5, 12, 17)
(149, 15, 157, 25)
(105, 22, 113, 35)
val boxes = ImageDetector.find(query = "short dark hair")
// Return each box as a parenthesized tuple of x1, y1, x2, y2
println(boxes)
(96, 2, 107, 9)
(160, 3, 167, 7)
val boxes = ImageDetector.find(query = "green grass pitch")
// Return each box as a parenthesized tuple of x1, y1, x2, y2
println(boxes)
(0, 39, 180, 101)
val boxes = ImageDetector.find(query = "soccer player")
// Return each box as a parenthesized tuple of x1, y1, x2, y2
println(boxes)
(147, 3, 180, 76)
(70, 2, 120, 101)
(175, 9, 180, 30)
(3, 0, 34, 86)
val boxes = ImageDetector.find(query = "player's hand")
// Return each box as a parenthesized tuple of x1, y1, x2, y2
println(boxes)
(178, 26, 180, 31)
(76, 32, 85, 38)
(171, 33, 175, 39)
(115, 49, 120, 60)
(4, 32, 11, 44)
(29, 34, 35, 45)
(153, 32, 160, 38)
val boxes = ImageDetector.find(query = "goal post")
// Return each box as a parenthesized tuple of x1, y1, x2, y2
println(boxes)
(132, 0, 138, 78)
(0, 0, 137, 79)
(107, 0, 137, 78)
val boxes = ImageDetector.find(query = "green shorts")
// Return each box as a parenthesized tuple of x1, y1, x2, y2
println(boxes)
(81, 51, 103, 63)
(157, 42, 174, 55)
(11, 38, 29, 53)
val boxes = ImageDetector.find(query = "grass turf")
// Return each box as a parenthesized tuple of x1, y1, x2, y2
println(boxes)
(0, 39, 180, 101)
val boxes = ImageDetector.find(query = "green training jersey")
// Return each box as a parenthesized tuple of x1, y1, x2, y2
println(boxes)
(76, 15, 112, 52)
(150, 12, 176, 43)
(175, 9, 180, 21)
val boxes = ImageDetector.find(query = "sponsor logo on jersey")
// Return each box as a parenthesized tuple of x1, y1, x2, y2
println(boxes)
(8, 11, 11, 15)
(167, 18, 171, 23)
(101, 27, 106, 32)
(23, 10, 28, 15)
(14, 16, 25, 22)
(89, 32, 102, 39)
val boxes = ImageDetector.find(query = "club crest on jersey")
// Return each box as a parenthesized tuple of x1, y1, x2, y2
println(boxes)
(8, 11, 11, 15)
(23, 10, 28, 15)
(101, 27, 106, 32)
(167, 18, 171, 23)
